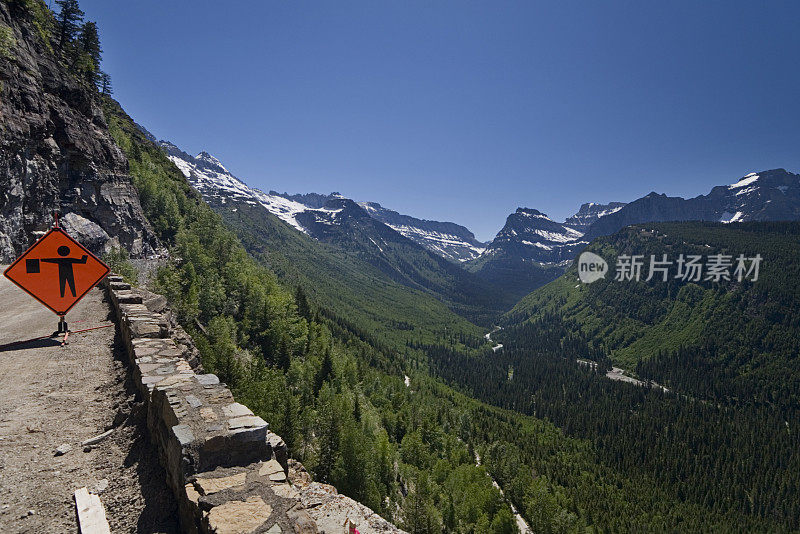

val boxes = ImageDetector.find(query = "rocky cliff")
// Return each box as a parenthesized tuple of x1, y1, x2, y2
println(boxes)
(0, 0, 157, 262)
(358, 201, 486, 262)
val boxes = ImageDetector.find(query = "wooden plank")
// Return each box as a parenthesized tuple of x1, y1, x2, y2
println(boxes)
(74, 487, 111, 534)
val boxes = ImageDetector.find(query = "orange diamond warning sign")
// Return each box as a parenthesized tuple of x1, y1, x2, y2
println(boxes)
(3, 227, 110, 316)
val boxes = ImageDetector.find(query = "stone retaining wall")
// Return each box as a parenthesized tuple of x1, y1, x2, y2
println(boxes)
(104, 275, 404, 534)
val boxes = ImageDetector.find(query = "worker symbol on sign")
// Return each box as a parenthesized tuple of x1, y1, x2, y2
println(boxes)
(4, 218, 110, 317)
(26, 245, 89, 297)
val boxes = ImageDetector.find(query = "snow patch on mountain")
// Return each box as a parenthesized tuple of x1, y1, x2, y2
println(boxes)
(518, 211, 553, 221)
(250, 193, 309, 232)
(597, 205, 625, 217)
(535, 227, 583, 243)
(720, 211, 744, 223)
(729, 173, 760, 189)
(356, 202, 487, 262)
(565, 202, 627, 231)
(376, 223, 486, 261)
(162, 142, 312, 233)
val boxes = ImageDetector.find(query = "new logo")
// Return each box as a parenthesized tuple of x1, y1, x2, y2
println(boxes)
(578, 251, 608, 284)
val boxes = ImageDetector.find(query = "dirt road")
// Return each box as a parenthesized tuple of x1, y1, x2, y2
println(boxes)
(0, 270, 178, 533)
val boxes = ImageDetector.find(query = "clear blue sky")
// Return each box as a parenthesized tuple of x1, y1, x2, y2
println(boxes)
(80, 0, 800, 241)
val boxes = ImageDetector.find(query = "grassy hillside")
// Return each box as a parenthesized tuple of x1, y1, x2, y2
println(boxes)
(504, 222, 800, 406)
(505, 223, 800, 358)
(214, 199, 490, 353)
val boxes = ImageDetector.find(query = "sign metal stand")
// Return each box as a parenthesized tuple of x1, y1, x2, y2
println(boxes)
(52, 212, 69, 337)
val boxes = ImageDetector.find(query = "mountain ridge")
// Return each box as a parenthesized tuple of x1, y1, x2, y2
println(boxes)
(584, 168, 800, 239)
(159, 141, 488, 263)
(467, 168, 800, 298)
(157, 139, 514, 326)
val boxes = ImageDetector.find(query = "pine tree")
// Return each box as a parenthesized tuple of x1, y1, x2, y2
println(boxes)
(206, 315, 240, 386)
(280, 392, 298, 452)
(54, 0, 84, 53)
(313, 348, 333, 395)
(77, 20, 101, 81)
(315, 384, 339, 483)
(276, 337, 291, 370)
(99, 71, 112, 95)
(353, 394, 361, 422)
(402, 474, 439, 534)
(490, 507, 517, 534)
(335, 418, 372, 506)
(295, 285, 311, 319)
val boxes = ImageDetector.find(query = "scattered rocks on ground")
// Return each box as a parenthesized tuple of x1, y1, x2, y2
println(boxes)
(54, 443, 72, 456)
(94, 479, 109, 494)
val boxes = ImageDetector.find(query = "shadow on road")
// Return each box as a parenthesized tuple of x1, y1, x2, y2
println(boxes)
(0, 336, 61, 352)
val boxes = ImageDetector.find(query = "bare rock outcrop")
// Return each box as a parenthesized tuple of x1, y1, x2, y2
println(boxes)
(0, 1, 158, 261)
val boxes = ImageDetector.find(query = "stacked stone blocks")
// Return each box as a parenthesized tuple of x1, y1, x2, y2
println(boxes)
(104, 275, 312, 533)
(104, 275, 404, 534)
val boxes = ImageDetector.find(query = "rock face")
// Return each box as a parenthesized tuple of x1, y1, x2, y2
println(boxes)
(0, 2, 158, 262)
(294, 195, 387, 243)
(358, 201, 486, 262)
(483, 208, 586, 265)
(565, 202, 626, 231)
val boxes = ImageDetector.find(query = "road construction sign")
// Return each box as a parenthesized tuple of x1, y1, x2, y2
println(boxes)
(3, 227, 110, 316)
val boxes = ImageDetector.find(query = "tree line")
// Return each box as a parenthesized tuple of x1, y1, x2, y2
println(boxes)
(9, 0, 112, 92)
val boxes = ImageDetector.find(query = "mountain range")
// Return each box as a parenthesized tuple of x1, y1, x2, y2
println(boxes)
(583, 169, 800, 239)
(157, 140, 514, 329)
(157, 139, 800, 301)
(160, 141, 487, 262)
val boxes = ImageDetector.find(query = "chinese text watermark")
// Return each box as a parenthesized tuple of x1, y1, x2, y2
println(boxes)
(578, 251, 762, 284)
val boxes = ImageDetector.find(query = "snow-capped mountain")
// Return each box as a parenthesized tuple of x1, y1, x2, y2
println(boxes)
(480, 169, 800, 266)
(160, 141, 313, 233)
(584, 168, 800, 239)
(482, 208, 586, 266)
(468, 169, 800, 299)
(357, 202, 486, 262)
(565, 202, 626, 231)
(159, 141, 487, 262)
(464, 208, 581, 300)
(158, 141, 515, 320)
(712, 169, 800, 222)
